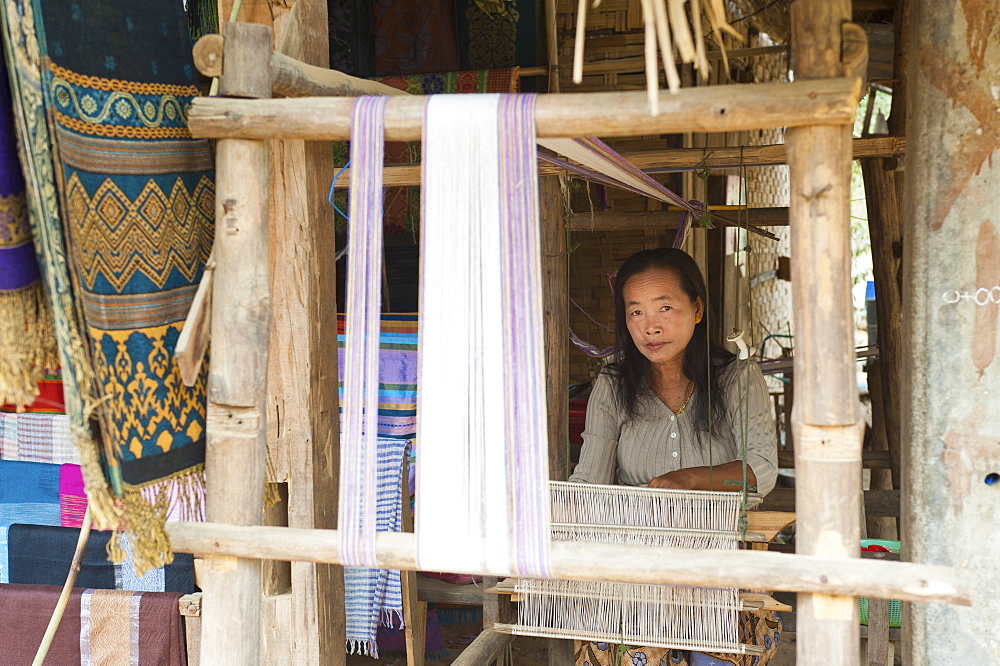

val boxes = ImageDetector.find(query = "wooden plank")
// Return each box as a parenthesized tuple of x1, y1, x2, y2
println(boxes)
(451, 630, 515, 666)
(187, 77, 864, 141)
(265, 3, 346, 664)
(165, 524, 972, 606)
(330, 138, 906, 189)
(541, 176, 569, 483)
(760, 489, 900, 518)
(778, 449, 891, 469)
(866, 597, 892, 666)
(201, 21, 273, 666)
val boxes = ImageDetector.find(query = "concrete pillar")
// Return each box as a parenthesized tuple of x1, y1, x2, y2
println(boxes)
(902, 1, 1000, 663)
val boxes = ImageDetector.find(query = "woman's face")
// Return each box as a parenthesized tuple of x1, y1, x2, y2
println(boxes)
(622, 267, 704, 370)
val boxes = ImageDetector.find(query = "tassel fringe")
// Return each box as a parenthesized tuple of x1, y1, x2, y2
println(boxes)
(0, 282, 59, 408)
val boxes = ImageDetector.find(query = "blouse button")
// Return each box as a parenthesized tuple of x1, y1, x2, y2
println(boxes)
(669, 414, 675, 421)
(670, 432, 677, 439)
(672, 451, 678, 458)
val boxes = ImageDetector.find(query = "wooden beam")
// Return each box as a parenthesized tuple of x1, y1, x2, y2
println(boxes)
(568, 207, 789, 231)
(165, 523, 972, 606)
(761, 489, 900, 518)
(541, 177, 569, 483)
(786, 6, 866, 664)
(265, 1, 346, 663)
(201, 21, 272, 666)
(187, 77, 864, 141)
(451, 630, 515, 666)
(330, 138, 905, 189)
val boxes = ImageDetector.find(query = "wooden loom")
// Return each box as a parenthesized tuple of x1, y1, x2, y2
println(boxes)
(165, 6, 973, 665)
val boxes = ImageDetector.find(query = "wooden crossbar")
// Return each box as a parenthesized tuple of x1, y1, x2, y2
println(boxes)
(186, 76, 863, 142)
(165, 522, 972, 606)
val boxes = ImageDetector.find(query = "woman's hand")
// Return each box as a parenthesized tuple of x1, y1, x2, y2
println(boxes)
(648, 469, 695, 490)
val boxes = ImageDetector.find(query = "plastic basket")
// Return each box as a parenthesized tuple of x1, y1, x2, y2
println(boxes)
(859, 539, 901, 627)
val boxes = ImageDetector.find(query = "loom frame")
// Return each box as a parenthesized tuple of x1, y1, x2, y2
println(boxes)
(173, 8, 974, 666)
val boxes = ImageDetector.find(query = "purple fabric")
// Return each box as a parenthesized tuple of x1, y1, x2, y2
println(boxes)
(0, 243, 40, 289)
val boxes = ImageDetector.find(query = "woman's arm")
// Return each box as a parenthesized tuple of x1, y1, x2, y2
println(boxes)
(649, 460, 756, 491)
(567, 373, 621, 484)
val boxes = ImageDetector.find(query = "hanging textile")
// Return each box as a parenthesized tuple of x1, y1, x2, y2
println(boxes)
(3, 0, 214, 572)
(329, 0, 375, 78)
(0, 411, 75, 464)
(0, 584, 86, 663)
(6, 524, 196, 593)
(79, 589, 189, 665)
(2, 0, 120, 530)
(372, 0, 461, 76)
(417, 93, 550, 577)
(456, 0, 539, 70)
(0, 55, 59, 409)
(0, 458, 60, 583)
(343, 436, 411, 657)
(59, 462, 87, 526)
(336, 313, 418, 441)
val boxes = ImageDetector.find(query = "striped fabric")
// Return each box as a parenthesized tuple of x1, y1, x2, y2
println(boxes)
(60, 463, 87, 527)
(0, 459, 61, 583)
(0, 412, 76, 464)
(336, 314, 418, 441)
(79, 588, 187, 665)
(344, 436, 411, 658)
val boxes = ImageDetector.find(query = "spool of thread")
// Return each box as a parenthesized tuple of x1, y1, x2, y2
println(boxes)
(726, 329, 753, 361)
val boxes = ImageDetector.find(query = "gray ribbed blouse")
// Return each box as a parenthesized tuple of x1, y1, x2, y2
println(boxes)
(568, 359, 778, 496)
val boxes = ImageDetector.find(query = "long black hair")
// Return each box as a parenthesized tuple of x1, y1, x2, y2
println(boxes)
(606, 248, 734, 429)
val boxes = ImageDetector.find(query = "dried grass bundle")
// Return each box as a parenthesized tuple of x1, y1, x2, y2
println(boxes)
(571, 0, 744, 114)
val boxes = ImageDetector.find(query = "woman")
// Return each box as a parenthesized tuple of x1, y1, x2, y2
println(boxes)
(569, 248, 780, 666)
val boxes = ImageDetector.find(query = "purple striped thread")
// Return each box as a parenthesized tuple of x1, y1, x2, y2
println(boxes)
(497, 93, 552, 578)
(339, 95, 388, 568)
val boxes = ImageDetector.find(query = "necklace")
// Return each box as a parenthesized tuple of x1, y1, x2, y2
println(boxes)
(674, 381, 695, 415)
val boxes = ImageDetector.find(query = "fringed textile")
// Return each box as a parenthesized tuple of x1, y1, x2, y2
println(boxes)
(2, 0, 122, 535)
(343, 437, 411, 657)
(0, 369, 65, 413)
(29, 0, 213, 572)
(0, 411, 76, 464)
(417, 93, 550, 577)
(0, 55, 59, 409)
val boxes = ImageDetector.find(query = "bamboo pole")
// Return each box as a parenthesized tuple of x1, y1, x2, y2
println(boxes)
(786, 3, 865, 664)
(200, 22, 272, 666)
(164, 522, 971, 606)
(330, 137, 906, 188)
(186, 77, 863, 142)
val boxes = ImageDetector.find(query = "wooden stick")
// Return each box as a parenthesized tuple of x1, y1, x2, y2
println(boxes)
(176, 251, 214, 387)
(572, 0, 588, 84)
(164, 523, 972, 606)
(187, 77, 863, 142)
(330, 137, 907, 189)
(32, 506, 92, 666)
(451, 629, 515, 666)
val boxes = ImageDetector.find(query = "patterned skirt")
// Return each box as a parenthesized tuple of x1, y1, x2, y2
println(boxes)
(574, 610, 781, 666)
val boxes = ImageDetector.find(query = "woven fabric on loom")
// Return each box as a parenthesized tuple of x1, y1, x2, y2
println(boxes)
(0, 412, 76, 464)
(10, 0, 214, 570)
(0, 54, 59, 408)
(0, 459, 61, 583)
(343, 437, 411, 657)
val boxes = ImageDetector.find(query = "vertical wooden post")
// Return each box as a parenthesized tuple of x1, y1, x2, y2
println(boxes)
(264, 1, 347, 662)
(786, 2, 864, 664)
(540, 176, 573, 666)
(903, 0, 1000, 663)
(201, 21, 272, 666)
